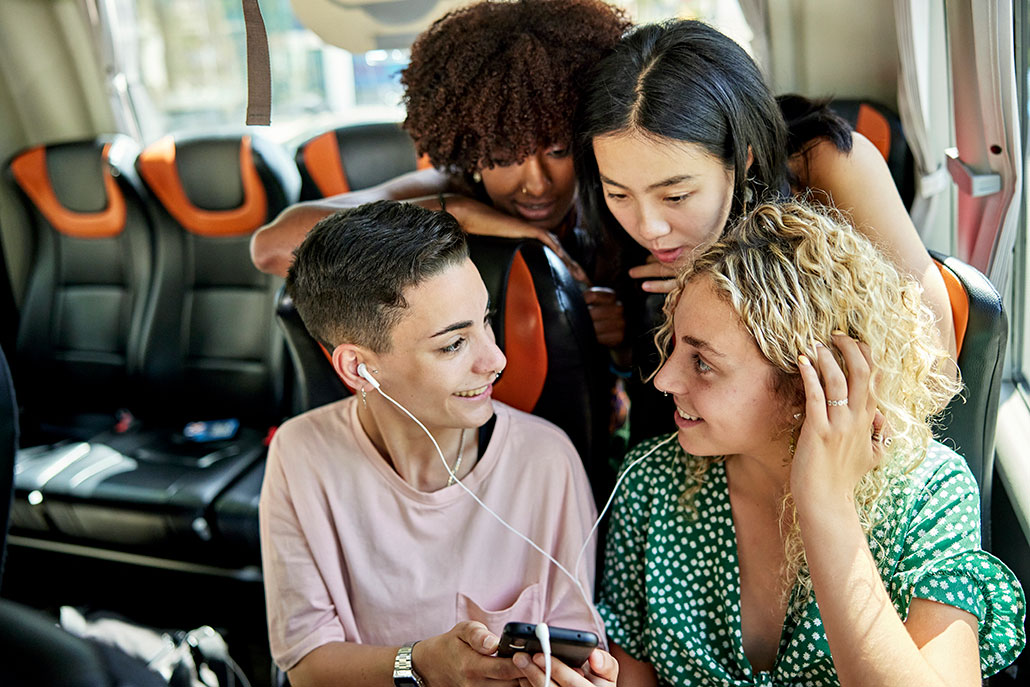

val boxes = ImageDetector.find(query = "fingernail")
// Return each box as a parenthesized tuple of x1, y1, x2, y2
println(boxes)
(513, 653, 529, 668)
(832, 329, 846, 336)
(483, 635, 498, 651)
(798, 355, 810, 366)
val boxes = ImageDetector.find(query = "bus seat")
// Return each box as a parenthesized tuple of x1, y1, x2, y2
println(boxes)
(134, 133, 298, 427)
(255, 235, 613, 514)
(294, 122, 430, 200)
(6, 136, 151, 446)
(6, 134, 299, 565)
(830, 99, 916, 210)
(930, 250, 1006, 548)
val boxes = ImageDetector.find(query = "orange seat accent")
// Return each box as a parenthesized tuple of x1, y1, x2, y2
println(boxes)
(138, 136, 267, 236)
(493, 251, 548, 411)
(303, 131, 351, 197)
(416, 153, 433, 171)
(855, 104, 891, 161)
(936, 260, 969, 355)
(10, 144, 126, 239)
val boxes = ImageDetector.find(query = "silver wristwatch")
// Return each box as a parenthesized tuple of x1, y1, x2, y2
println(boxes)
(393, 641, 426, 687)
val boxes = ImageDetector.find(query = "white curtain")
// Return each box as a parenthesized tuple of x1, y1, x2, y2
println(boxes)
(893, 0, 952, 245)
(738, 0, 772, 78)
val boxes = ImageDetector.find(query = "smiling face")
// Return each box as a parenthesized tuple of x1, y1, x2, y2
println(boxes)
(478, 143, 577, 231)
(653, 276, 795, 462)
(371, 258, 507, 432)
(593, 130, 736, 266)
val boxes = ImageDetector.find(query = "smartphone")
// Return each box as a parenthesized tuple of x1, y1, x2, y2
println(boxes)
(496, 622, 599, 667)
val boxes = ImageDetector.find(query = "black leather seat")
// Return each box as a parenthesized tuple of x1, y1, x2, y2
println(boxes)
(7, 133, 300, 566)
(930, 250, 1007, 548)
(294, 122, 428, 199)
(6, 136, 151, 446)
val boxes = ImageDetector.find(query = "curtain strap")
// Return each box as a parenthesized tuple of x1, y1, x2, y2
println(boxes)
(917, 165, 951, 199)
(241, 0, 271, 125)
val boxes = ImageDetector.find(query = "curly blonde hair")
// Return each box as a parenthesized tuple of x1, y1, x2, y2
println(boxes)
(653, 200, 961, 610)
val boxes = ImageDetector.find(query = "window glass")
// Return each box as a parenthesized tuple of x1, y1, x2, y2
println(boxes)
(107, 0, 410, 143)
(102, 0, 749, 144)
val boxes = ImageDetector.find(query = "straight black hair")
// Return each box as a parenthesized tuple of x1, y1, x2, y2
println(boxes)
(574, 20, 851, 273)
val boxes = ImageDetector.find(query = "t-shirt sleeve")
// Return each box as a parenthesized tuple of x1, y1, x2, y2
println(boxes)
(259, 432, 349, 671)
(888, 447, 1026, 676)
(596, 437, 663, 660)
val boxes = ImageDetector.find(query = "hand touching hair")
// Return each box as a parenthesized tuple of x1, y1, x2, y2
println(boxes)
(654, 200, 961, 607)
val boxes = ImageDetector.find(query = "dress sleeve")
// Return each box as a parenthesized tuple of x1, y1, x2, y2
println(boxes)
(888, 446, 1026, 676)
(259, 433, 349, 671)
(596, 436, 664, 660)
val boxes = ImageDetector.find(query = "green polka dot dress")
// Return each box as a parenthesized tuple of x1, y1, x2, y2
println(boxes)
(598, 435, 1026, 686)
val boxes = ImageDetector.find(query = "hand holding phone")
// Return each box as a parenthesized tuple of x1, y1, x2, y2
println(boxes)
(496, 622, 599, 667)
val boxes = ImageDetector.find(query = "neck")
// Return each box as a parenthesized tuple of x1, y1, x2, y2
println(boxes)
(356, 397, 471, 492)
(725, 444, 794, 509)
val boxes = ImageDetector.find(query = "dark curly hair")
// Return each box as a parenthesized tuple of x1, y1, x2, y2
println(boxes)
(401, 0, 630, 175)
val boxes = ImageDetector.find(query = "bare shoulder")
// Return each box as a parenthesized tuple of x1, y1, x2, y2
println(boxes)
(792, 131, 889, 198)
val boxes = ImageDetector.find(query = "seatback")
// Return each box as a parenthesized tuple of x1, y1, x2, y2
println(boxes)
(135, 134, 300, 427)
(294, 122, 428, 199)
(928, 251, 1006, 547)
(276, 235, 612, 501)
(6, 136, 152, 443)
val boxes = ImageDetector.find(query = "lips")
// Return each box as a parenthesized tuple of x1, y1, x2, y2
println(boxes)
(513, 199, 558, 222)
(652, 246, 686, 264)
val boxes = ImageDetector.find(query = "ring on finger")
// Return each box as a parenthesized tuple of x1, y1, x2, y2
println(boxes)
(827, 398, 849, 407)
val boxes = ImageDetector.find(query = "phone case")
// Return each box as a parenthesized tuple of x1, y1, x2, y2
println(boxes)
(496, 622, 599, 667)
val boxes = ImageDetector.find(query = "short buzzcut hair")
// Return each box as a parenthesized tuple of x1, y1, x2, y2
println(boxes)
(286, 200, 469, 352)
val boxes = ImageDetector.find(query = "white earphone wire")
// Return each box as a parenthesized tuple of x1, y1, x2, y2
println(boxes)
(370, 383, 680, 651)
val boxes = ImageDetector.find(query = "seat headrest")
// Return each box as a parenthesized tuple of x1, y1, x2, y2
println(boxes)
(295, 123, 430, 199)
(137, 135, 268, 237)
(10, 140, 129, 239)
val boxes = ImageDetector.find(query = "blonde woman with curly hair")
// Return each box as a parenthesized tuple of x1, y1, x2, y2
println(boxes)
(598, 201, 1025, 686)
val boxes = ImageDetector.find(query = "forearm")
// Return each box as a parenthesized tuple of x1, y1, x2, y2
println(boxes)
(798, 497, 952, 687)
(288, 641, 397, 687)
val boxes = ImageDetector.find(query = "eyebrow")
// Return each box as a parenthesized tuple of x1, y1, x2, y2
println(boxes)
(599, 173, 696, 192)
(680, 334, 725, 357)
(429, 301, 492, 339)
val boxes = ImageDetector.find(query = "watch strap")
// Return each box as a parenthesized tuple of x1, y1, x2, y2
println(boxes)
(393, 641, 424, 686)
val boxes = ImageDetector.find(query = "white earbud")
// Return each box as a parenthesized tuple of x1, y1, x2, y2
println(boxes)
(357, 362, 380, 389)
(535, 622, 551, 683)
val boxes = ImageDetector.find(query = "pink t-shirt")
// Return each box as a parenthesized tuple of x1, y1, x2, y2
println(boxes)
(260, 398, 602, 671)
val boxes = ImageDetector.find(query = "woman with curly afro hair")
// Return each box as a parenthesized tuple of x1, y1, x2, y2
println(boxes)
(252, 0, 631, 349)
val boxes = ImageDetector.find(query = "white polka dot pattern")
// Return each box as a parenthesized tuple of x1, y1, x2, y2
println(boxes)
(598, 436, 1026, 685)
